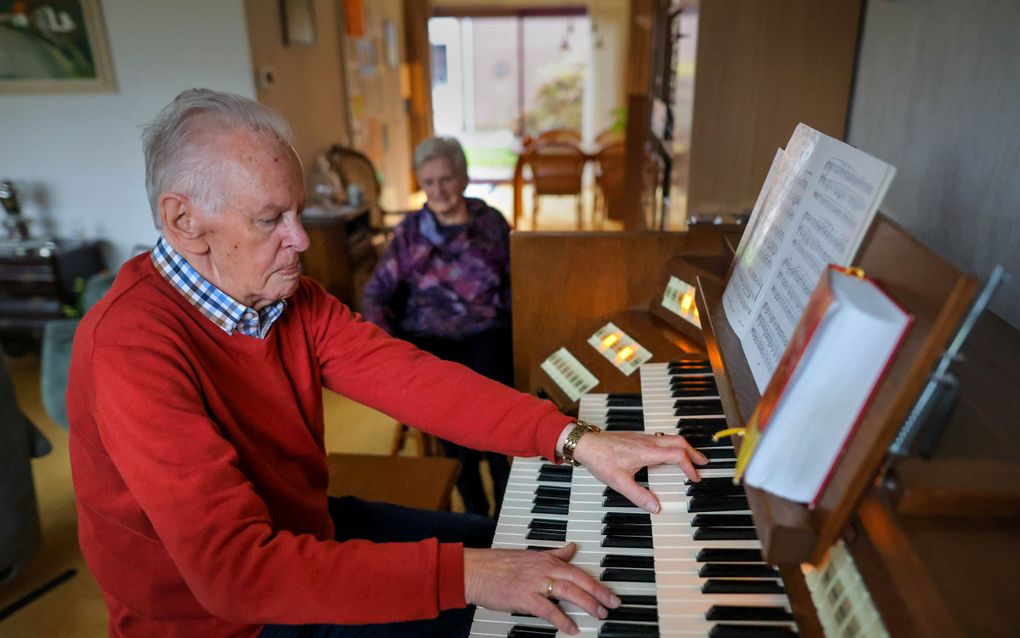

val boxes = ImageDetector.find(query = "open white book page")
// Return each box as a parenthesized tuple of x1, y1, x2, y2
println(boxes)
(721, 124, 896, 392)
(730, 148, 785, 272)
(743, 272, 911, 505)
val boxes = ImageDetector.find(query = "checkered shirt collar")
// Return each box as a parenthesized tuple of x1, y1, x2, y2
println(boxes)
(151, 236, 285, 339)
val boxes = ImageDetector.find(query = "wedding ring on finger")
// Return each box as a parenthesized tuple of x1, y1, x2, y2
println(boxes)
(653, 432, 665, 437)
(545, 578, 556, 598)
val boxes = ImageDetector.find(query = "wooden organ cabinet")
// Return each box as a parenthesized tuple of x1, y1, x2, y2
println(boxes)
(486, 222, 1020, 637)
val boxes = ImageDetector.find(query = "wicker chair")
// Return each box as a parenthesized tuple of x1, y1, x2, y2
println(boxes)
(325, 145, 407, 237)
(515, 140, 590, 230)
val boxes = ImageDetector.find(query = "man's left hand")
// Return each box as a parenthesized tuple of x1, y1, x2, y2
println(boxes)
(572, 431, 708, 514)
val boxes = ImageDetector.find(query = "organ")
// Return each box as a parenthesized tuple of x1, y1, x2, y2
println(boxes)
(472, 219, 1020, 637)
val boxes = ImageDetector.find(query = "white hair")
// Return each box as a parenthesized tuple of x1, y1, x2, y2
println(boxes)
(141, 88, 293, 228)
(413, 136, 468, 181)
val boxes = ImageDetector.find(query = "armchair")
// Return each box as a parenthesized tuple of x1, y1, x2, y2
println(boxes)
(40, 272, 115, 430)
(1, 352, 50, 583)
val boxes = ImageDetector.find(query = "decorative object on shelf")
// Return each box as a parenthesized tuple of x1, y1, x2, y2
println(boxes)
(0, 0, 116, 94)
(280, 0, 316, 47)
(0, 180, 30, 242)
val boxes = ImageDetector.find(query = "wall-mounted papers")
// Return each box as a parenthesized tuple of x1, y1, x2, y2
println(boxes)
(540, 348, 598, 401)
(722, 124, 897, 392)
(660, 276, 701, 328)
(587, 322, 652, 376)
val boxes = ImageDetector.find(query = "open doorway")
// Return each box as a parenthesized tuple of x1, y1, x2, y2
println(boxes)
(428, 9, 592, 184)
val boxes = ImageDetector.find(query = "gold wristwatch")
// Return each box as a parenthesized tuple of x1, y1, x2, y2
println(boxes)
(561, 419, 602, 467)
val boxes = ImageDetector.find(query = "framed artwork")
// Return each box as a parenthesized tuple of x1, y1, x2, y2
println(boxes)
(0, 0, 116, 94)
(280, 0, 316, 47)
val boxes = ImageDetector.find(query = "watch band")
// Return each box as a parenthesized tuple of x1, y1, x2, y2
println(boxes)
(562, 419, 602, 467)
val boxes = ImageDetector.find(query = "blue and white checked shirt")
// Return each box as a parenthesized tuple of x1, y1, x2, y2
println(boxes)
(151, 236, 285, 339)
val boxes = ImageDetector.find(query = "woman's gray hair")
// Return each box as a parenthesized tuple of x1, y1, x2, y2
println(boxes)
(413, 136, 468, 180)
(141, 88, 293, 228)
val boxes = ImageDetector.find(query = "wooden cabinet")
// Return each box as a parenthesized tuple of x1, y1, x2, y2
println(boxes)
(300, 206, 378, 310)
(0, 239, 104, 344)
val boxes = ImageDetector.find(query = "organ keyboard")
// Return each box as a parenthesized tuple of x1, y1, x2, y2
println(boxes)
(470, 360, 799, 637)
(505, 224, 1020, 636)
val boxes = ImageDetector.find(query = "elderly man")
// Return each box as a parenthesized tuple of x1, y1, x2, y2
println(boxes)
(68, 89, 707, 638)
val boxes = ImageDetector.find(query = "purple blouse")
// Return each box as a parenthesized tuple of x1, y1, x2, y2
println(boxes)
(362, 197, 511, 339)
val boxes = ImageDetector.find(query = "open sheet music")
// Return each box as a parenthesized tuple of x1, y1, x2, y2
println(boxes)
(722, 124, 896, 391)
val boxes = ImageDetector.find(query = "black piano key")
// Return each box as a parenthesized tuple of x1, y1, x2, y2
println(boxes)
(527, 528, 567, 542)
(671, 387, 720, 398)
(674, 401, 724, 415)
(606, 421, 645, 432)
(689, 495, 749, 512)
(537, 467, 572, 483)
(601, 567, 656, 583)
(606, 393, 643, 407)
(532, 495, 571, 507)
(604, 486, 649, 499)
(669, 378, 716, 388)
(691, 513, 756, 528)
(697, 548, 764, 563)
(699, 459, 737, 469)
(686, 477, 737, 488)
(702, 579, 786, 595)
(687, 482, 744, 497)
(535, 485, 570, 498)
(680, 434, 727, 448)
(531, 503, 569, 515)
(528, 518, 567, 531)
(526, 545, 556, 551)
(699, 564, 780, 579)
(618, 594, 658, 606)
(708, 624, 798, 638)
(603, 493, 639, 508)
(634, 468, 649, 483)
(677, 426, 729, 438)
(694, 527, 759, 541)
(601, 554, 655, 569)
(705, 605, 795, 622)
(668, 359, 711, 370)
(508, 625, 557, 637)
(677, 417, 729, 429)
(700, 447, 737, 460)
(607, 409, 646, 421)
(603, 512, 652, 525)
(602, 535, 653, 549)
(602, 523, 653, 538)
(604, 605, 659, 622)
(598, 621, 660, 638)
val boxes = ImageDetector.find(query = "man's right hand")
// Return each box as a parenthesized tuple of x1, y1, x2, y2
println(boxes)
(463, 542, 621, 635)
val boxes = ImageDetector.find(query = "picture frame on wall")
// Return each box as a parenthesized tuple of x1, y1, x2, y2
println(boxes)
(0, 0, 117, 94)
(280, 0, 316, 47)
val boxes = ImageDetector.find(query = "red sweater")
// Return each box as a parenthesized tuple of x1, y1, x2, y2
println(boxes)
(68, 254, 569, 637)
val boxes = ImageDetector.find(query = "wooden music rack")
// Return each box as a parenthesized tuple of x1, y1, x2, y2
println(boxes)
(696, 214, 978, 566)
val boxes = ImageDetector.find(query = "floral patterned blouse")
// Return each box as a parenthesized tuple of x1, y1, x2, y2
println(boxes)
(361, 197, 511, 339)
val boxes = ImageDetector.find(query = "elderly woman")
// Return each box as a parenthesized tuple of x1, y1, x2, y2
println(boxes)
(362, 136, 512, 517)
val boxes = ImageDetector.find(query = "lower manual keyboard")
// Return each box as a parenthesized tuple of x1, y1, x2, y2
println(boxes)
(470, 359, 798, 637)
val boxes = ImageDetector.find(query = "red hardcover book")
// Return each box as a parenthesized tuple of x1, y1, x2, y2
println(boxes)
(735, 265, 913, 507)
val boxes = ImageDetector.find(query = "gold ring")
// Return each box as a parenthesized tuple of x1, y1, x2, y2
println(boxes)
(654, 432, 665, 437)
(546, 579, 555, 598)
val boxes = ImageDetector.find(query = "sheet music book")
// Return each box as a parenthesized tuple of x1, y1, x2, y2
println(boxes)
(722, 124, 897, 392)
(734, 266, 912, 506)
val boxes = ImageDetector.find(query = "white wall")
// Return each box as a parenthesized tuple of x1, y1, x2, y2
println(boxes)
(847, 0, 1020, 328)
(0, 0, 255, 268)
